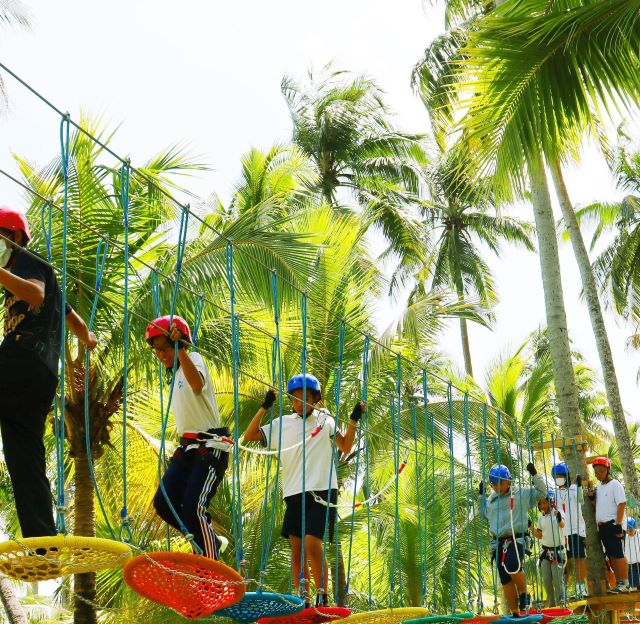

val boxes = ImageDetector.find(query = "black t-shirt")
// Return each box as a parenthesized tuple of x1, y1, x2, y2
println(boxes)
(1, 249, 71, 377)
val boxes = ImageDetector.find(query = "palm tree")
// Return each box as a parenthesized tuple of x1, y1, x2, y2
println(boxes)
(405, 152, 535, 377)
(282, 66, 430, 265)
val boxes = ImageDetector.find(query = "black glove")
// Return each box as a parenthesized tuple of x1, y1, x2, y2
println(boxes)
(526, 462, 537, 476)
(350, 402, 364, 422)
(262, 390, 276, 409)
(615, 523, 624, 537)
(556, 511, 563, 524)
(575, 475, 582, 488)
(479, 481, 484, 495)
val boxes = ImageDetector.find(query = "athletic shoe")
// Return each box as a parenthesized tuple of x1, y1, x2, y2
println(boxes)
(216, 535, 229, 555)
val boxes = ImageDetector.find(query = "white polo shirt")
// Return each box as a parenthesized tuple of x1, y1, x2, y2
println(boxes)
(170, 351, 221, 434)
(595, 478, 627, 524)
(537, 509, 565, 548)
(260, 409, 338, 498)
(553, 485, 586, 537)
(625, 532, 640, 564)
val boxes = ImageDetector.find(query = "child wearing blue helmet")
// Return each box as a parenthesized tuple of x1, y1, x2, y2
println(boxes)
(244, 373, 363, 607)
(550, 461, 587, 597)
(479, 462, 547, 615)
(625, 518, 640, 590)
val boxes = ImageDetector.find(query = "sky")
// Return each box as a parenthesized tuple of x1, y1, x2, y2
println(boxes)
(0, 0, 637, 429)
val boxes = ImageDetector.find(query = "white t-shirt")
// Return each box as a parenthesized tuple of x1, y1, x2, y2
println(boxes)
(595, 478, 627, 524)
(537, 510, 565, 548)
(170, 351, 221, 434)
(260, 408, 338, 498)
(625, 532, 640, 564)
(553, 484, 585, 537)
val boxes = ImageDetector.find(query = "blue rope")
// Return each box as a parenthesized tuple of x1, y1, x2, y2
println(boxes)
(463, 393, 473, 610)
(150, 269, 171, 551)
(191, 295, 205, 346)
(83, 238, 115, 539)
(447, 383, 456, 612)
(258, 271, 286, 589)
(120, 162, 133, 543)
(40, 201, 52, 262)
(55, 113, 70, 534)
(430, 376, 437, 610)
(324, 321, 345, 603)
(362, 337, 372, 607)
(390, 354, 403, 607)
(154, 207, 201, 553)
(299, 292, 308, 599)
(226, 241, 244, 573)
(420, 370, 429, 607)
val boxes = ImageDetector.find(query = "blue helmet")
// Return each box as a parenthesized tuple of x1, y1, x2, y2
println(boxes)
(489, 464, 511, 484)
(629, 518, 637, 530)
(287, 374, 322, 396)
(551, 462, 569, 478)
(546, 490, 556, 503)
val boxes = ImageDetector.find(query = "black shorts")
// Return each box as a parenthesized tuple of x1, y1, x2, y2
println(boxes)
(599, 521, 625, 559)
(282, 490, 338, 541)
(567, 533, 586, 559)
(491, 539, 525, 585)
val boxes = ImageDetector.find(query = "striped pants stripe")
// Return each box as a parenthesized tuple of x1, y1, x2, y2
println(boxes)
(153, 446, 228, 559)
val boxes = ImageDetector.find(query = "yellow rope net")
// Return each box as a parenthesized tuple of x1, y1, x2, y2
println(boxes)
(338, 607, 430, 624)
(0, 535, 132, 582)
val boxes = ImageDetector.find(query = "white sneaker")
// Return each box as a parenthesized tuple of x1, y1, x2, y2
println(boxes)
(216, 535, 229, 555)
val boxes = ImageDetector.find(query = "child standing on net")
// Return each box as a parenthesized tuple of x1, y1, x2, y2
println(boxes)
(148, 315, 230, 560)
(588, 456, 629, 593)
(624, 518, 640, 590)
(535, 491, 567, 607)
(480, 463, 547, 616)
(244, 374, 363, 607)
(551, 461, 587, 598)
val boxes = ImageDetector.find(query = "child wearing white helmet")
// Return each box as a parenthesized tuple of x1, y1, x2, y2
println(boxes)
(244, 373, 364, 607)
(588, 456, 629, 593)
(0, 206, 96, 539)
(479, 462, 547, 615)
(535, 491, 567, 606)
(551, 461, 587, 597)
(147, 315, 230, 560)
(624, 518, 640, 590)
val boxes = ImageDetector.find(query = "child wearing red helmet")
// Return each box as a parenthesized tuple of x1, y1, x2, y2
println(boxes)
(0, 206, 96, 538)
(146, 315, 230, 560)
(244, 374, 364, 607)
(588, 456, 630, 592)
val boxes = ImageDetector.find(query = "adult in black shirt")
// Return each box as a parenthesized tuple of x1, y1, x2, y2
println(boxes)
(0, 206, 96, 537)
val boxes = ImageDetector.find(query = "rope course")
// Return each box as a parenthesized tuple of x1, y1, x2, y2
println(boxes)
(0, 63, 626, 624)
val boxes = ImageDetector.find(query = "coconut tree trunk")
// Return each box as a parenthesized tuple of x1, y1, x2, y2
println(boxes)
(73, 452, 97, 624)
(456, 282, 474, 378)
(0, 575, 27, 624)
(550, 160, 640, 498)
(529, 155, 607, 595)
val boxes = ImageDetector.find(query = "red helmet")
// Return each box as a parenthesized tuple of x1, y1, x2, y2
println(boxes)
(145, 315, 192, 344)
(592, 456, 611, 470)
(0, 206, 31, 241)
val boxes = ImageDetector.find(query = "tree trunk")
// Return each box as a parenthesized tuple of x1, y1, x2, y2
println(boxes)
(333, 542, 347, 607)
(529, 155, 607, 595)
(550, 160, 640, 498)
(456, 282, 474, 377)
(0, 575, 27, 624)
(73, 452, 97, 624)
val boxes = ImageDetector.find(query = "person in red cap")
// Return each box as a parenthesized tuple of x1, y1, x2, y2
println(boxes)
(588, 456, 630, 593)
(146, 315, 230, 560)
(0, 206, 97, 538)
